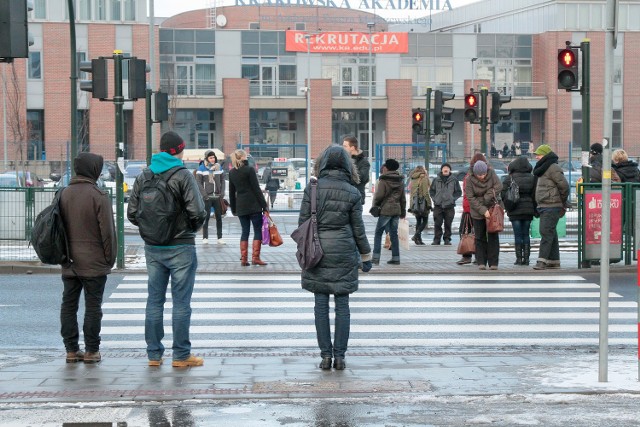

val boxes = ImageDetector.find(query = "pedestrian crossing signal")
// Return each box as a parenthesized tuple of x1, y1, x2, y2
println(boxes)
(412, 110, 425, 134)
(557, 47, 579, 91)
(464, 93, 479, 123)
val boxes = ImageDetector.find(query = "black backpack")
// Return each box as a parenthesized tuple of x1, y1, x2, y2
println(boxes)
(134, 166, 185, 245)
(30, 189, 72, 267)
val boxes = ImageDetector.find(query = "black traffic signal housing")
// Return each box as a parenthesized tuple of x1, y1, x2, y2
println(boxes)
(154, 91, 169, 122)
(433, 90, 455, 135)
(412, 109, 425, 134)
(79, 58, 108, 99)
(0, 0, 33, 61)
(557, 47, 579, 91)
(128, 58, 148, 100)
(464, 92, 479, 123)
(490, 93, 512, 123)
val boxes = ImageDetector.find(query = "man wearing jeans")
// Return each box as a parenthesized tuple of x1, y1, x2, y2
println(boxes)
(128, 131, 207, 367)
(531, 144, 569, 270)
(371, 159, 406, 265)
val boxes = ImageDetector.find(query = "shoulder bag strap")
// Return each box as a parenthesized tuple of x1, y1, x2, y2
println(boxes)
(310, 178, 318, 216)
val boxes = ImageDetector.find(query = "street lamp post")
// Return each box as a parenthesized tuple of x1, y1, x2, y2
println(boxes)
(471, 57, 477, 155)
(367, 22, 375, 181)
(304, 34, 312, 175)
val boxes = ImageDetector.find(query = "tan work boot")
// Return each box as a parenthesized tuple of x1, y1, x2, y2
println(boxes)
(65, 350, 85, 363)
(172, 355, 204, 367)
(83, 351, 101, 364)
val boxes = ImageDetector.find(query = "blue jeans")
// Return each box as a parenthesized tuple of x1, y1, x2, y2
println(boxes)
(145, 244, 198, 361)
(373, 215, 399, 261)
(511, 219, 531, 246)
(314, 293, 350, 359)
(239, 212, 263, 241)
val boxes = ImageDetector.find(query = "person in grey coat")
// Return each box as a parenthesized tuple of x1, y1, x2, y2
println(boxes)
(531, 145, 569, 270)
(298, 145, 371, 371)
(429, 163, 462, 245)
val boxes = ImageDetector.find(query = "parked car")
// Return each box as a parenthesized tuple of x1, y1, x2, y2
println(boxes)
(0, 171, 44, 187)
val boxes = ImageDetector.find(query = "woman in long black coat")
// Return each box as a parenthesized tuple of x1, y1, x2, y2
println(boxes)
(228, 149, 269, 266)
(298, 145, 371, 371)
(501, 156, 536, 265)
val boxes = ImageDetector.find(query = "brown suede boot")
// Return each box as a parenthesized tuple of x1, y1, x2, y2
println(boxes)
(252, 240, 267, 266)
(240, 241, 250, 266)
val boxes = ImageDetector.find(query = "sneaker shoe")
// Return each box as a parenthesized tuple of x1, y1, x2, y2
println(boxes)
(479, 265, 487, 270)
(443, 240, 452, 246)
(202, 238, 209, 244)
(217, 238, 226, 245)
(172, 355, 204, 367)
(387, 260, 400, 265)
(456, 257, 472, 265)
(489, 265, 498, 270)
(66, 350, 85, 363)
(148, 358, 163, 367)
(83, 351, 101, 364)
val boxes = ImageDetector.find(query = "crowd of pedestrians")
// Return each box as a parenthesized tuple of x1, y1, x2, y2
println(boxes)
(54, 133, 638, 370)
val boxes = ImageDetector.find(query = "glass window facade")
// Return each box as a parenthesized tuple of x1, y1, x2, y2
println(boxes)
(27, 110, 45, 160)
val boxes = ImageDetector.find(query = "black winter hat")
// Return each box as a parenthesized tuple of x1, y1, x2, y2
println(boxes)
(160, 131, 185, 155)
(441, 163, 452, 171)
(384, 158, 400, 171)
(590, 143, 603, 155)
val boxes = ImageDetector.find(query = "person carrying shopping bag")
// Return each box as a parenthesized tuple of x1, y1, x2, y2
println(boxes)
(465, 160, 503, 270)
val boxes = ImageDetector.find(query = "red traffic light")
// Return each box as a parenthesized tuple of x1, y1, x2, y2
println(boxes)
(412, 111, 424, 122)
(465, 94, 477, 107)
(558, 49, 576, 67)
(464, 94, 478, 123)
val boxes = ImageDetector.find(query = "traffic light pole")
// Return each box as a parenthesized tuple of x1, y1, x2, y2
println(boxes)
(480, 87, 488, 154)
(581, 40, 590, 182)
(67, 0, 78, 176)
(113, 51, 125, 269)
(425, 88, 432, 169)
(145, 88, 152, 166)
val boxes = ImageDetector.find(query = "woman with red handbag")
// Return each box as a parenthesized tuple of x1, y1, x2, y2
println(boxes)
(465, 159, 504, 270)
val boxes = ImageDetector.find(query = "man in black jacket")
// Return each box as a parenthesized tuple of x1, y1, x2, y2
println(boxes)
(127, 131, 207, 368)
(59, 152, 116, 364)
(342, 136, 370, 204)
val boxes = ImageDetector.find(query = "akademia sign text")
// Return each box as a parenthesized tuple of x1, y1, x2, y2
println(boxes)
(286, 31, 409, 54)
(235, 0, 453, 11)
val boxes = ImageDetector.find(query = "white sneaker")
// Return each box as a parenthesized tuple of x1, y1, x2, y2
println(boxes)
(217, 238, 226, 245)
(202, 238, 209, 244)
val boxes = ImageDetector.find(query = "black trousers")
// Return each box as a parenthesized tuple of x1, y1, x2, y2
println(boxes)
(433, 205, 455, 242)
(60, 275, 107, 353)
(472, 217, 500, 267)
(203, 197, 223, 239)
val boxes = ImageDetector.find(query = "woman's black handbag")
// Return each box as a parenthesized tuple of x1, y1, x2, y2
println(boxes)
(369, 205, 381, 217)
(291, 178, 324, 270)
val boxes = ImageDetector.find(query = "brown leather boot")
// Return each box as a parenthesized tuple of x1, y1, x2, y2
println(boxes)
(252, 240, 267, 266)
(240, 241, 250, 266)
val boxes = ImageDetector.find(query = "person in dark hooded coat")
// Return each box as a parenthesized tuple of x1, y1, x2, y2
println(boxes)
(501, 156, 536, 265)
(612, 149, 640, 183)
(59, 152, 116, 364)
(298, 145, 371, 371)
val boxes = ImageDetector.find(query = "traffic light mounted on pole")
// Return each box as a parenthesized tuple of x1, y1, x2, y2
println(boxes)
(128, 58, 149, 100)
(433, 90, 455, 135)
(79, 58, 108, 99)
(412, 109, 425, 134)
(490, 93, 512, 123)
(464, 91, 479, 123)
(0, 0, 34, 62)
(557, 42, 579, 91)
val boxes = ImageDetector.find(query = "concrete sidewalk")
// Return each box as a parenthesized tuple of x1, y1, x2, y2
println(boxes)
(1, 347, 639, 404)
(3, 212, 635, 274)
